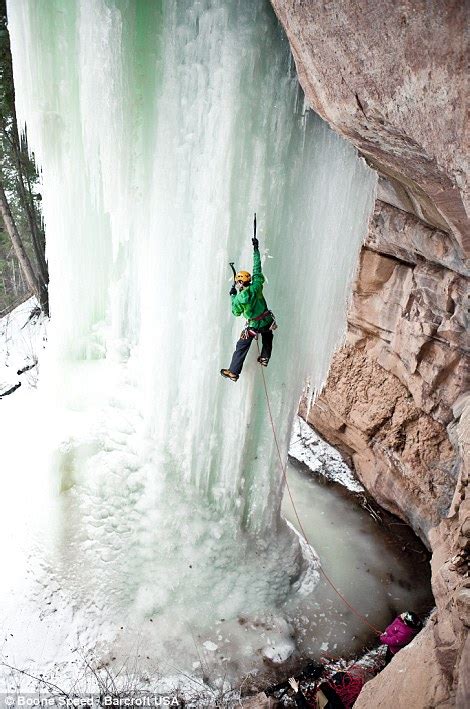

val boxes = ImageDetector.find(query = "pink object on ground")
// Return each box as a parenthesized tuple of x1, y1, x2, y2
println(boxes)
(380, 615, 419, 654)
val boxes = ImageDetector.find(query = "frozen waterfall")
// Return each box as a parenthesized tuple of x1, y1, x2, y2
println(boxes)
(5, 0, 376, 681)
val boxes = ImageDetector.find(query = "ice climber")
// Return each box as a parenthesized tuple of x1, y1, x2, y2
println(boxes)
(380, 611, 423, 663)
(220, 232, 276, 382)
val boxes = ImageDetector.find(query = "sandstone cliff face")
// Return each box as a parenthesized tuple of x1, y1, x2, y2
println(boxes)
(270, 0, 469, 705)
(356, 410, 469, 708)
(303, 342, 456, 543)
(271, 0, 469, 253)
(357, 204, 468, 423)
(304, 201, 467, 542)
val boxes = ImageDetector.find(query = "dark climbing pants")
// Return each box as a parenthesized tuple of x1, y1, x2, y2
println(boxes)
(229, 326, 273, 376)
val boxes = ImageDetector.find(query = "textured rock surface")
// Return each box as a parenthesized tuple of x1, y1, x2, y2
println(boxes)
(302, 200, 468, 708)
(270, 0, 470, 705)
(351, 215, 468, 426)
(356, 406, 469, 708)
(270, 0, 469, 253)
(372, 194, 468, 276)
(303, 202, 467, 544)
(303, 344, 457, 543)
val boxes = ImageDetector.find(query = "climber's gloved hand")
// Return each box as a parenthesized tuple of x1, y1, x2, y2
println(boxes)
(229, 285, 237, 296)
(252, 236, 259, 250)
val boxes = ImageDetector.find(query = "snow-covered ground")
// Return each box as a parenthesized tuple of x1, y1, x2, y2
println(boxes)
(0, 297, 47, 397)
(289, 416, 364, 493)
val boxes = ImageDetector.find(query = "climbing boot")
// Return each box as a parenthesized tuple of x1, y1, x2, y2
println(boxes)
(257, 356, 269, 367)
(220, 369, 239, 382)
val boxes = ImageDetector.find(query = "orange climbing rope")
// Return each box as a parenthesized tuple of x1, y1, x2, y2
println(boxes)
(255, 341, 381, 637)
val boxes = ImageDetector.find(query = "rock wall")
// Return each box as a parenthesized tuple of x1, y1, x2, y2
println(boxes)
(303, 200, 466, 543)
(356, 408, 469, 708)
(270, 0, 469, 705)
(271, 0, 469, 252)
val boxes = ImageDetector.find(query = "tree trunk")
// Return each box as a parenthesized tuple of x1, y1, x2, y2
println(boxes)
(0, 10, 49, 315)
(15, 174, 48, 282)
(0, 180, 42, 307)
(7, 109, 50, 311)
(11, 114, 49, 289)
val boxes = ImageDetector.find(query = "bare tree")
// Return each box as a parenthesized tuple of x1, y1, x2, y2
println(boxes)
(0, 0, 49, 316)
(0, 181, 43, 306)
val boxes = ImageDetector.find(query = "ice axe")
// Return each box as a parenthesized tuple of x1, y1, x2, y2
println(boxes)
(252, 211, 259, 250)
(228, 260, 237, 296)
(228, 212, 257, 284)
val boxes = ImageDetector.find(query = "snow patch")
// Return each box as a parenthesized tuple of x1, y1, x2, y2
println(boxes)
(0, 297, 47, 395)
(289, 416, 364, 493)
(262, 639, 295, 664)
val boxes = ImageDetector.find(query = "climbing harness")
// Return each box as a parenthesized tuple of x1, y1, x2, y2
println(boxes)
(250, 309, 272, 322)
(240, 317, 276, 341)
(240, 327, 259, 340)
(255, 338, 382, 637)
(249, 308, 278, 331)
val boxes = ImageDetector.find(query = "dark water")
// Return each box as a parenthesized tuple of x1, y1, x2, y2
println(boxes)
(281, 457, 434, 662)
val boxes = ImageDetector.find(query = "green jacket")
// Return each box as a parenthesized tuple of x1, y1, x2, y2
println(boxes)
(231, 249, 273, 329)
